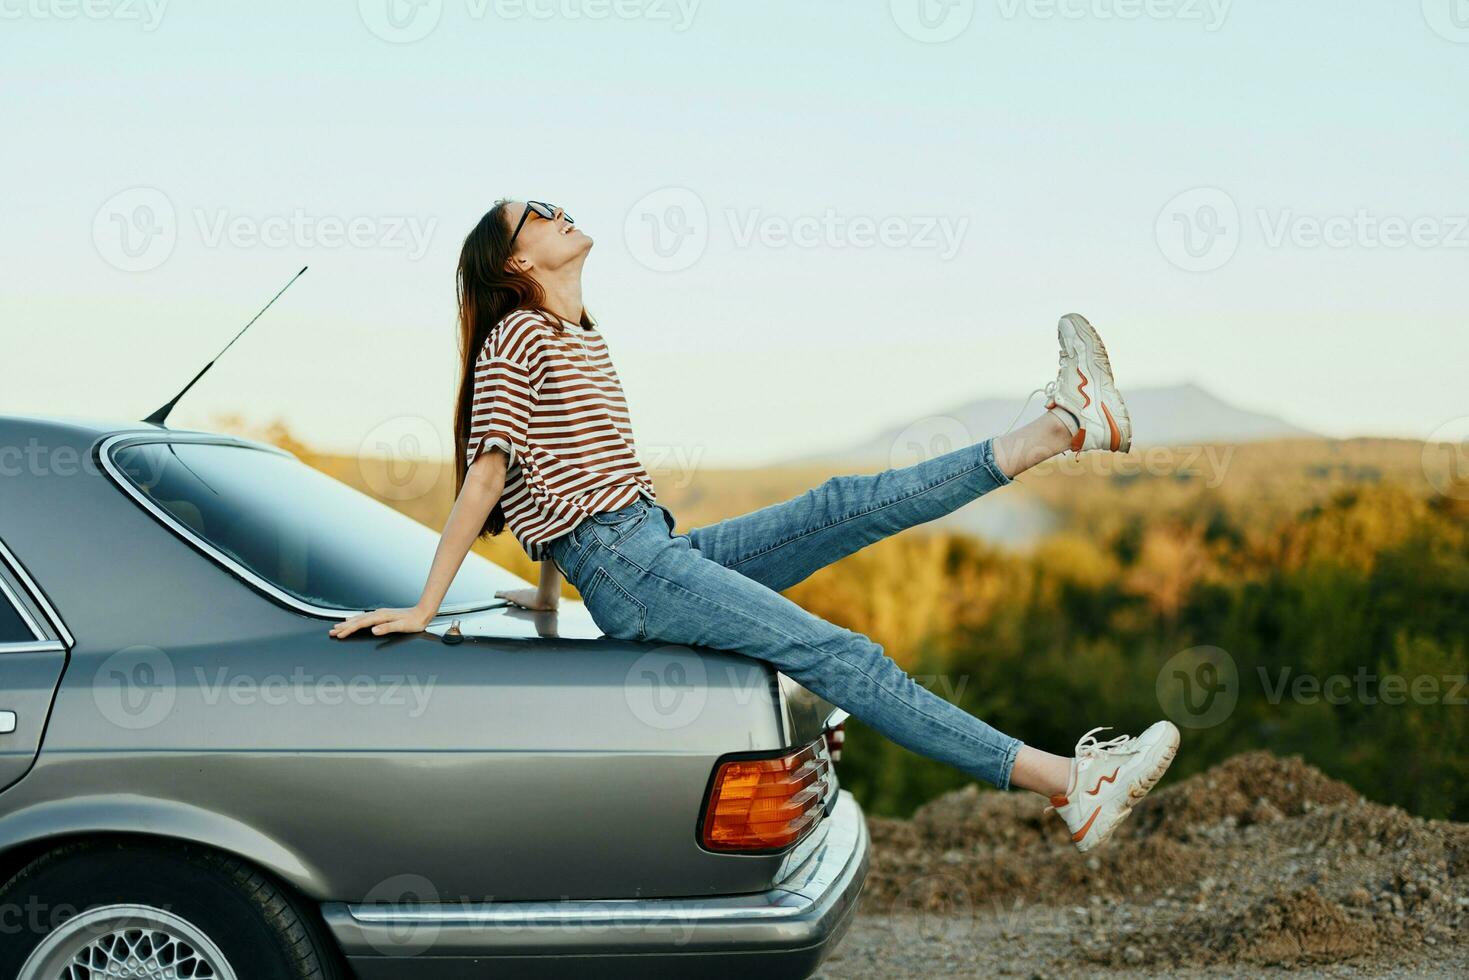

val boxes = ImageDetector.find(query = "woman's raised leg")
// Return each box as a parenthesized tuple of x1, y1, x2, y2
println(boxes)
(687, 414, 1072, 593)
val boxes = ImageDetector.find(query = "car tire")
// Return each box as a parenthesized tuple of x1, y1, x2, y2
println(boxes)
(0, 839, 344, 980)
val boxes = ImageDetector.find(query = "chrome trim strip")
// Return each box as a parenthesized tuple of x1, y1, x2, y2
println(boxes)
(98, 433, 504, 622)
(825, 708, 850, 728)
(0, 538, 72, 646)
(0, 641, 66, 655)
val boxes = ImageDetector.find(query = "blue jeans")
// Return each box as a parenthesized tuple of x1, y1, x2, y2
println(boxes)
(547, 439, 1024, 789)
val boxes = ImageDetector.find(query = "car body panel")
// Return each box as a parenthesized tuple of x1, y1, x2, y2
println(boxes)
(0, 650, 67, 794)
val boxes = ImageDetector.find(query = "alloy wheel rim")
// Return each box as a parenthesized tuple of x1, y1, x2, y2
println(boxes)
(20, 904, 239, 980)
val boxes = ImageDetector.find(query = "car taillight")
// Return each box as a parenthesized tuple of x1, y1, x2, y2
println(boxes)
(824, 721, 845, 764)
(701, 741, 834, 852)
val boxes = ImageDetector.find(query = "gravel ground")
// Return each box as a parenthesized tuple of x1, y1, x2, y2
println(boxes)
(819, 911, 1469, 978)
(813, 753, 1469, 979)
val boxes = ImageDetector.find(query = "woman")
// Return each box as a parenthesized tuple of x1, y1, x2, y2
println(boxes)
(331, 200, 1179, 852)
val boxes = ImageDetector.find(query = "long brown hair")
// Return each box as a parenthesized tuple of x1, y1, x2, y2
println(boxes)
(453, 200, 592, 538)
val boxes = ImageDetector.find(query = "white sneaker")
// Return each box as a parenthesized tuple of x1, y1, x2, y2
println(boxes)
(1047, 721, 1180, 852)
(1045, 313, 1133, 454)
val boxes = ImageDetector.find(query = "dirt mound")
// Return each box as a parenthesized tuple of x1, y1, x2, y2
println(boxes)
(862, 752, 1469, 972)
(1127, 750, 1360, 840)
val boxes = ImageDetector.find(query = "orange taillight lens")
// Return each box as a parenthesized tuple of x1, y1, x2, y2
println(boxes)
(700, 741, 834, 852)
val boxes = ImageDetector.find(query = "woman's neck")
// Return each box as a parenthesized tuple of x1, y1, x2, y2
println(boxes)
(538, 272, 584, 326)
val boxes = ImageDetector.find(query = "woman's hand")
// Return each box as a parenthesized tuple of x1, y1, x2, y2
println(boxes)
(329, 605, 434, 639)
(495, 588, 558, 611)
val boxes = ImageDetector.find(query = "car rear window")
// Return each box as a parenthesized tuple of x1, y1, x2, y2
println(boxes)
(110, 441, 523, 614)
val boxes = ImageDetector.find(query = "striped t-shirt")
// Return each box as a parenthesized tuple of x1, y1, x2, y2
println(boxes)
(465, 309, 656, 559)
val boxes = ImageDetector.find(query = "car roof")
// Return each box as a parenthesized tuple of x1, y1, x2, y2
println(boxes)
(0, 414, 276, 452)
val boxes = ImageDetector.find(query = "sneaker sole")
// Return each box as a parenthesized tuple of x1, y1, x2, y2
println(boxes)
(1075, 721, 1180, 852)
(1060, 313, 1133, 454)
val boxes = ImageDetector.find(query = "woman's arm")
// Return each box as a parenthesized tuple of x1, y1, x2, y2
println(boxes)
(329, 449, 508, 639)
(496, 559, 562, 611)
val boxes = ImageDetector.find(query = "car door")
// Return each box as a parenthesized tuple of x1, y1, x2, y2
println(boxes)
(0, 540, 70, 795)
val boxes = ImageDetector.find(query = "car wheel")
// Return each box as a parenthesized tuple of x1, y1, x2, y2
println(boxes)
(0, 839, 343, 980)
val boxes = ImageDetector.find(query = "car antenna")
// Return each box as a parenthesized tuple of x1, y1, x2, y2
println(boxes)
(144, 265, 309, 427)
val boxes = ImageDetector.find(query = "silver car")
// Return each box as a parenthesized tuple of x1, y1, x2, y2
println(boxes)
(0, 416, 868, 979)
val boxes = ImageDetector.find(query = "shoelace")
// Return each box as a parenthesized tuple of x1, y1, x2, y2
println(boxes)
(1045, 726, 1141, 815)
(1002, 348, 1067, 435)
(1074, 726, 1140, 760)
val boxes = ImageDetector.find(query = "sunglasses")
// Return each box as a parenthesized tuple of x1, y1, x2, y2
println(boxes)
(508, 201, 574, 251)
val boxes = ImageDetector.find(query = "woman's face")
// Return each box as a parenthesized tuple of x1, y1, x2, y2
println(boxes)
(504, 201, 592, 273)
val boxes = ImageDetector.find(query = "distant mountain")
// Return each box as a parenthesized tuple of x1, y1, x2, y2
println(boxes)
(801, 383, 1317, 468)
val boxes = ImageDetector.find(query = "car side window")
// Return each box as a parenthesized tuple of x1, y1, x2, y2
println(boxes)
(0, 582, 37, 644)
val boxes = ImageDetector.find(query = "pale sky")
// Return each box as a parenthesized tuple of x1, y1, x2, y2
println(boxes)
(3, 1, 1466, 465)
